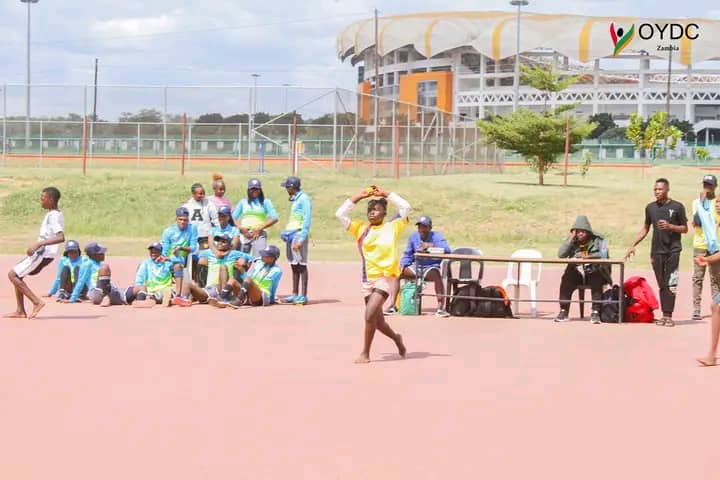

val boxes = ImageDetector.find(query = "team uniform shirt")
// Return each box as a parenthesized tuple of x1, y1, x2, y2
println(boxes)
(232, 197, 279, 231)
(135, 257, 183, 294)
(284, 190, 312, 243)
(48, 255, 84, 295)
(183, 198, 218, 239)
(198, 249, 252, 285)
(644, 199, 688, 255)
(210, 223, 241, 244)
(336, 192, 411, 282)
(692, 197, 720, 250)
(161, 224, 199, 262)
(38, 210, 65, 257)
(400, 231, 451, 269)
(247, 259, 283, 303)
(69, 256, 102, 302)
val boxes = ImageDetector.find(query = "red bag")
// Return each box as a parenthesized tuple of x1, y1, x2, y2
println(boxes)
(623, 276, 659, 323)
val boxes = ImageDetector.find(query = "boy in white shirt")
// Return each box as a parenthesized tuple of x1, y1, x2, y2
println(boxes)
(4, 187, 65, 319)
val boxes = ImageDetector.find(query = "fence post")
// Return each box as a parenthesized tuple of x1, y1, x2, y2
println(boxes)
(163, 86, 168, 170)
(136, 123, 141, 170)
(391, 100, 397, 179)
(563, 117, 570, 187)
(82, 115, 88, 176)
(180, 113, 187, 176)
(238, 123, 243, 173)
(2, 84, 6, 166)
(406, 104, 411, 177)
(332, 88, 338, 170)
(420, 109, 425, 175)
(39, 120, 43, 168)
(291, 113, 298, 175)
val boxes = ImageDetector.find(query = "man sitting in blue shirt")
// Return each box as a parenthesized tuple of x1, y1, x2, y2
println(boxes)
(390, 216, 451, 317)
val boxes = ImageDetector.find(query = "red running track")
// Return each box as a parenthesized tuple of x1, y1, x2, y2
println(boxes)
(0, 256, 716, 479)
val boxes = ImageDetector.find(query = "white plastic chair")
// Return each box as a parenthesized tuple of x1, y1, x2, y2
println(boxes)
(501, 249, 543, 317)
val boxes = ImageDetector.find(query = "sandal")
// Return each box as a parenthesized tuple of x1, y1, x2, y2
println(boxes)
(654, 317, 666, 326)
(664, 318, 675, 327)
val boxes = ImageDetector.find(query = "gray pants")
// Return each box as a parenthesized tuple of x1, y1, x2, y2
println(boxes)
(693, 248, 720, 310)
(240, 231, 267, 258)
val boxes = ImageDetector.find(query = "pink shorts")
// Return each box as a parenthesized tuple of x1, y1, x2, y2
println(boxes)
(361, 277, 394, 298)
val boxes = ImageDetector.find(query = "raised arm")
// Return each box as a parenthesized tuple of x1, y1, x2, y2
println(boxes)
(335, 188, 374, 229)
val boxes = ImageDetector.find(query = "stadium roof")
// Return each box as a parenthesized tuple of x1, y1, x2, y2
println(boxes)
(337, 12, 720, 66)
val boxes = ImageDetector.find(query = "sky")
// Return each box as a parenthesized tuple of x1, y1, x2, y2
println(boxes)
(1, 0, 719, 119)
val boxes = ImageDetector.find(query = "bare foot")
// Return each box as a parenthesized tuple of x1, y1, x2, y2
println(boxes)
(696, 357, 718, 367)
(354, 353, 371, 364)
(395, 334, 406, 358)
(28, 302, 45, 319)
(3, 311, 27, 318)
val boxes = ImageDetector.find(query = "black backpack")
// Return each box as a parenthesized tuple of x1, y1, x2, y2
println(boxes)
(449, 284, 514, 318)
(599, 285, 635, 323)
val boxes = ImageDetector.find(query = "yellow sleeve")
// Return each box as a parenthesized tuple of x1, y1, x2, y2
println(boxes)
(348, 219, 365, 240)
(391, 216, 409, 238)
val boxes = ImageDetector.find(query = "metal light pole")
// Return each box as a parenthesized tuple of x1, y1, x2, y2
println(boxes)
(510, 0, 528, 112)
(251, 73, 260, 119)
(21, 0, 38, 145)
(282, 83, 290, 112)
(250, 73, 260, 163)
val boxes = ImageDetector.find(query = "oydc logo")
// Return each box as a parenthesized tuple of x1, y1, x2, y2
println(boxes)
(610, 22, 635, 57)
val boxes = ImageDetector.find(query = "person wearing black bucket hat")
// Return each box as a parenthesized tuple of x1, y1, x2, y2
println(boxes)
(554, 216, 612, 324)
(47, 240, 84, 301)
(232, 178, 279, 257)
(691, 174, 720, 321)
(280, 176, 312, 305)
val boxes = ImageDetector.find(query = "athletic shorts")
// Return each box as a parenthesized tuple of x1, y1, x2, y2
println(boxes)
(403, 264, 442, 280)
(361, 277, 393, 298)
(87, 285, 126, 305)
(286, 238, 308, 265)
(13, 251, 53, 279)
(249, 290, 273, 306)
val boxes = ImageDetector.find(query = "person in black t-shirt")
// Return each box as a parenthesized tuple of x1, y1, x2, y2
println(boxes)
(624, 178, 688, 327)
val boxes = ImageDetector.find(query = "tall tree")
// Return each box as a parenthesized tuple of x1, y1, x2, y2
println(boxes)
(587, 113, 616, 139)
(626, 111, 682, 159)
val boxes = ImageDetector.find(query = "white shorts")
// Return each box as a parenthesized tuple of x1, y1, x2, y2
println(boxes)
(88, 286, 126, 305)
(403, 264, 442, 280)
(286, 238, 309, 265)
(13, 251, 53, 279)
(361, 277, 393, 298)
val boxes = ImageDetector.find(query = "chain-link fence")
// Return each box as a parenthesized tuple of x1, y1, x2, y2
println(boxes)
(0, 83, 510, 176)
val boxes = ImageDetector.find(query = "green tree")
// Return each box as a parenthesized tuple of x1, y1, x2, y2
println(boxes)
(587, 113, 616, 139)
(478, 65, 594, 185)
(197, 113, 224, 123)
(669, 118, 696, 143)
(478, 106, 595, 185)
(626, 112, 682, 159)
(520, 65, 580, 108)
(119, 109, 163, 123)
(695, 146, 710, 162)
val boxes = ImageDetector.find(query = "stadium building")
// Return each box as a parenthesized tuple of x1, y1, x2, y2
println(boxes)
(338, 12, 720, 143)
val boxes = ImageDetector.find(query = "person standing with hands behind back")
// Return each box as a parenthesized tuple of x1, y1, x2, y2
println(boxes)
(279, 176, 312, 306)
(624, 178, 688, 327)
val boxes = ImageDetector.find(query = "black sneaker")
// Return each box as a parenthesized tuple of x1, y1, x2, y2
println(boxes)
(692, 309, 702, 321)
(554, 310, 569, 322)
(590, 311, 601, 324)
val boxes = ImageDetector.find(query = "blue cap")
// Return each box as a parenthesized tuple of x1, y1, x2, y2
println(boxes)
(214, 232, 232, 243)
(175, 207, 189, 218)
(85, 241, 107, 256)
(280, 176, 301, 189)
(248, 178, 262, 189)
(258, 245, 281, 259)
(416, 216, 432, 227)
(63, 240, 80, 256)
(147, 241, 163, 251)
(217, 206, 232, 216)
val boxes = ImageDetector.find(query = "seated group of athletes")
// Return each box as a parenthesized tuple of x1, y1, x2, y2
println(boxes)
(6, 175, 295, 316)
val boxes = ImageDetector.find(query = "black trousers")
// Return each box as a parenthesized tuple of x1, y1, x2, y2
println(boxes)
(559, 266, 605, 312)
(652, 252, 680, 316)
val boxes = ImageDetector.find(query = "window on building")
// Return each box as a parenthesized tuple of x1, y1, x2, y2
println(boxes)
(430, 66, 451, 72)
(417, 81, 438, 108)
(386, 72, 395, 85)
(398, 50, 409, 63)
(461, 53, 482, 73)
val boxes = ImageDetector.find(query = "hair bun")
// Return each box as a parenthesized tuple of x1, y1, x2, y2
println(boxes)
(212, 172, 224, 181)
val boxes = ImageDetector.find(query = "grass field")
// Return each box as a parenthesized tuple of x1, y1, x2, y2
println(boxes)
(0, 164, 711, 269)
